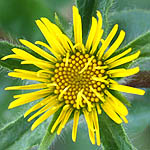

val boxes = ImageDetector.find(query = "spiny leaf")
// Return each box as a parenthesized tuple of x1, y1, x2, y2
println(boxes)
(100, 112, 136, 150)
(76, 0, 98, 42)
(0, 115, 32, 150)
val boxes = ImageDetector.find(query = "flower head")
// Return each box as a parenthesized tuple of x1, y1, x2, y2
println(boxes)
(2, 6, 145, 145)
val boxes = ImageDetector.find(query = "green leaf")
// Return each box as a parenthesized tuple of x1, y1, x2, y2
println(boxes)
(0, 68, 25, 128)
(76, 0, 98, 41)
(98, 0, 114, 38)
(0, 113, 51, 150)
(0, 115, 32, 150)
(100, 112, 136, 150)
(125, 88, 150, 150)
(76, 0, 114, 41)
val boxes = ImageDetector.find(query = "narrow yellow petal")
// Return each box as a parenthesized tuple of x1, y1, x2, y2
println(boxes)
(109, 50, 140, 69)
(21, 60, 54, 70)
(58, 86, 70, 100)
(24, 95, 57, 117)
(35, 41, 61, 60)
(62, 34, 75, 53)
(110, 84, 145, 95)
(76, 89, 83, 109)
(104, 30, 125, 59)
(101, 102, 122, 124)
(57, 108, 73, 135)
(92, 11, 102, 45)
(86, 17, 97, 50)
(40, 18, 67, 54)
(104, 90, 128, 116)
(105, 48, 132, 64)
(13, 88, 51, 99)
(95, 65, 108, 70)
(28, 100, 59, 122)
(82, 94, 92, 111)
(90, 29, 104, 55)
(107, 68, 126, 74)
(110, 67, 139, 78)
(72, 110, 80, 142)
(1, 54, 22, 60)
(5, 83, 47, 90)
(97, 24, 118, 59)
(92, 109, 101, 146)
(96, 103, 102, 114)
(51, 105, 70, 133)
(11, 48, 54, 70)
(82, 109, 95, 144)
(91, 76, 109, 84)
(65, 53, 70, 66)
(79, 56, 94, 74)
(12, 48, 37, 61)
(35, 20, 63, 57)
(8, 89, 51, 109)
(19, 39, 56, 63)
(8, 72, 49, 82)
(73, 6, 83, 50)
(31, 103, 63, 130)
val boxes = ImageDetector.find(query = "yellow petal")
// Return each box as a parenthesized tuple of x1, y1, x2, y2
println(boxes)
(19, 39, 57, 63)
(101, 102, 122, 124)
(110, 67, 139, 77)
(1, 54, 22, 60)
(40, 18, 67, 54)
(110, 84, 145, 95)
(92, 11, 102, 45)
(73, 6, 83, 50)
(57, 108, 73, 135)
(92, 109, 101, 146)
(109, 50, 140, 69)
(8, 89, 51, 109)
(72, 110, 80, 142)
(5, 83, 47, 90)
(28, 100, 59, 122)
(31, 103, 63, 130)
(35, 20, 63, 58)
(104, 90, 128, 116)
(86, 17, 97, 50)
(105, 48, 132, 64)
(24, 95, 57, 117)
(97, 24, 118, 59)
(51, 105, 70, 133)
(104, 30, 125, 59)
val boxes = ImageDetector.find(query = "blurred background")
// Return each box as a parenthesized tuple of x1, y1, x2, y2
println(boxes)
(0, 0, 150, 150)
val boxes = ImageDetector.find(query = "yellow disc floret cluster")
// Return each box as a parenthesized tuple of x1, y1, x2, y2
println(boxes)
(52, 51, 108, 110)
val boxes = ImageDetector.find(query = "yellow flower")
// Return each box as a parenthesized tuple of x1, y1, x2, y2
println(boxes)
(2, 6, 145, 146)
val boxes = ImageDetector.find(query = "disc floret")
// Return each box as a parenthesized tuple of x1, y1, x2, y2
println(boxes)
(53, 51, 109, 111)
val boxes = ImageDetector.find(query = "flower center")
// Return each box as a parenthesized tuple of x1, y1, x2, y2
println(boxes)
(52, 52, 108, 110)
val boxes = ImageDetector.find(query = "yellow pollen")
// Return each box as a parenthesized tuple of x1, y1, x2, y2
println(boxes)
(53, 52, 108, 109)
